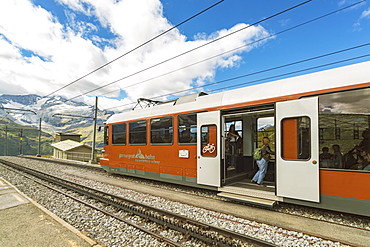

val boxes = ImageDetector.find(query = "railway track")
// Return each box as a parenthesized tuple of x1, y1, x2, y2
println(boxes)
(0, 158, 275, 247)
(17, 156, 370, 231)
(18, 155, 104, 172)
(3, 156, 369, 246)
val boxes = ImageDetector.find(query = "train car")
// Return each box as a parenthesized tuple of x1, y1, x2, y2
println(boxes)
(100, 61, 370, 217)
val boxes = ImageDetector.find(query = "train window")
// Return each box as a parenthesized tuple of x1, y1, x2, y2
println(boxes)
(224, 121, 242, 138)
(257, 117, 275, 152)
(150, 116, 173, 144)
(112, 123, 126, 145)
(318, 88, 370, 172)
(178, 113, 197, 144)
(201, 125, 217, 157)
(104, 125, 109, 145)
(129, 120, 147, 145)
(281, 116, 310, 160)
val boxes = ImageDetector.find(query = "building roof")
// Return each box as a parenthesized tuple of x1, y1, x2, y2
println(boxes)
(56, 132, 81, 136)
(51, 139, 91, 152)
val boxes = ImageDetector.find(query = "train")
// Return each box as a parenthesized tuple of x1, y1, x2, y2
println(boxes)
(100, 61, 370, 217)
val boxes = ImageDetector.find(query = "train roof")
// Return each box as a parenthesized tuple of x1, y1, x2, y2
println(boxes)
(107, 61, 370, 124)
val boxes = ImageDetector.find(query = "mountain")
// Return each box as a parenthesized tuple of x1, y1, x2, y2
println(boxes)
(258, 124, 274, 131)
(0, 118, 54, 156)
(0, 94, 114, 155)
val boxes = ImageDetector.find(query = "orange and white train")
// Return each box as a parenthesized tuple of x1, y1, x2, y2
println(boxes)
(100, 61, 370, 217)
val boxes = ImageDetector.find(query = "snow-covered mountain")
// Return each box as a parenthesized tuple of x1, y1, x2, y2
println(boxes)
(0, 94, 113, 146)
(258, 124, 274, 131)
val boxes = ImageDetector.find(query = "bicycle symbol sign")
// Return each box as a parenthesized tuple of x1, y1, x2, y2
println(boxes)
(202, 143, 215, 154)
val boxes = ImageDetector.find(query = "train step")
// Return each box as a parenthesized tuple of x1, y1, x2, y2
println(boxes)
(217, 192, 277, 207)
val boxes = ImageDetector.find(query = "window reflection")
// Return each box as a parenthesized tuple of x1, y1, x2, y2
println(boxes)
(150, 116, 173, 144)
(319, 88, 370, 171)
(112, 123, 126, 145)
(178, 113, 197, 144)
(129, 120, 147, 145)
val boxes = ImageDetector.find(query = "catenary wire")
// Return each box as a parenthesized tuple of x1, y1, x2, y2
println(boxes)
(151, 46, 370, 99)
(98, 0, 366, 98)
(104, 51, 370, 111)
(68, 0, 313, 100)
(42, 0, 225, 98)
(10, 0, 225, 118)
(208, 54, 370, 93)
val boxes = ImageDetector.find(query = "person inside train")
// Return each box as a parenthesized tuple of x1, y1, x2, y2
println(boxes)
(179, 129, 192, 143)
(363, 152, 370, 171)
(251, 137, 275, 186)
(345, 152, 370, 171)
(319, 147, 333, 168)
(343, 128, 370, 169)
(332, 144, 343, 168)
(152, 132, 163, 143)
(356, 128, 370, 153)
(227, 124, 240, 169)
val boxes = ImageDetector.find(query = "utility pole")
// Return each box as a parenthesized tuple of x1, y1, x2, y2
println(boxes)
(52, 97, 99, 164)
(0, 107, 38, 156)
(37, 118, 42, 157)
(5, 126, 8, 156)
(19, 129, 23, 155)
(90, 97, 98, 164)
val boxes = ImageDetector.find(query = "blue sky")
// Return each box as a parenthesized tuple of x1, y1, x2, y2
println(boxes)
(0, 0, 369, 110)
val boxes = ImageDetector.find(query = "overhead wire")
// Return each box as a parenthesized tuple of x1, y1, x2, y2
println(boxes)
(42, 0, 225, 98)
(103, 49, 370, 111)
(101, 1, 368, 111)
(68, 0, 313, 100)
(153, 45, 370, 97)
(13, 0, 226, 120)
(207, 54, 370, 93)
(98, 0, 366, 98)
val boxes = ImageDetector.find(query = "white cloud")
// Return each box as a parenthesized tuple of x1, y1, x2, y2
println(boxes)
(0, 0, 270, 110)
(361, 7, 370, 19)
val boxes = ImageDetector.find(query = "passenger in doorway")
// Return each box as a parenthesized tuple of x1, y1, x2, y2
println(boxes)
(227, 124, 240, 169)
(319, 147, 333, 168)
(332, 144, 343, 169)
(251, 137, 275, 186)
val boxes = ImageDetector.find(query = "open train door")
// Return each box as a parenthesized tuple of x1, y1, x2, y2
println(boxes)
(276, 97, 319, 202)
(197, 111, 221, 187)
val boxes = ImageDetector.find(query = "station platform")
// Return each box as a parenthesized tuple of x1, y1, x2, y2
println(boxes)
(0, 177, 99, 247)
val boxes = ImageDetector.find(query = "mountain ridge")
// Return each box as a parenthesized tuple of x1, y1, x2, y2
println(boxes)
(0, 94, 112, 154)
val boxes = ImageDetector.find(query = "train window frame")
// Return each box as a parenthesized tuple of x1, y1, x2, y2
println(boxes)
(178, 113, 197, 145)
(104, 125, 109, 145)
(150, 116, 173, 145)
(129, 120, 147, 145)
(281, 116, 311, 161)
(200, 124, 217, 157)
(112, 122, 126, 145)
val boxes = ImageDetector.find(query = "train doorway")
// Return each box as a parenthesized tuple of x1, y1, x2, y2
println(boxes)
(222, 109, 276, 188)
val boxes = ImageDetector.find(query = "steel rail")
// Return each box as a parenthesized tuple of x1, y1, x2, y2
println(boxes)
(18, 156, 104, 172)
(0, 160, 183, 247)
(0, 158, 276, 247)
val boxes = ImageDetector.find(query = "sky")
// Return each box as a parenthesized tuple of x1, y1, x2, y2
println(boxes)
(0, 0, 369, 111)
